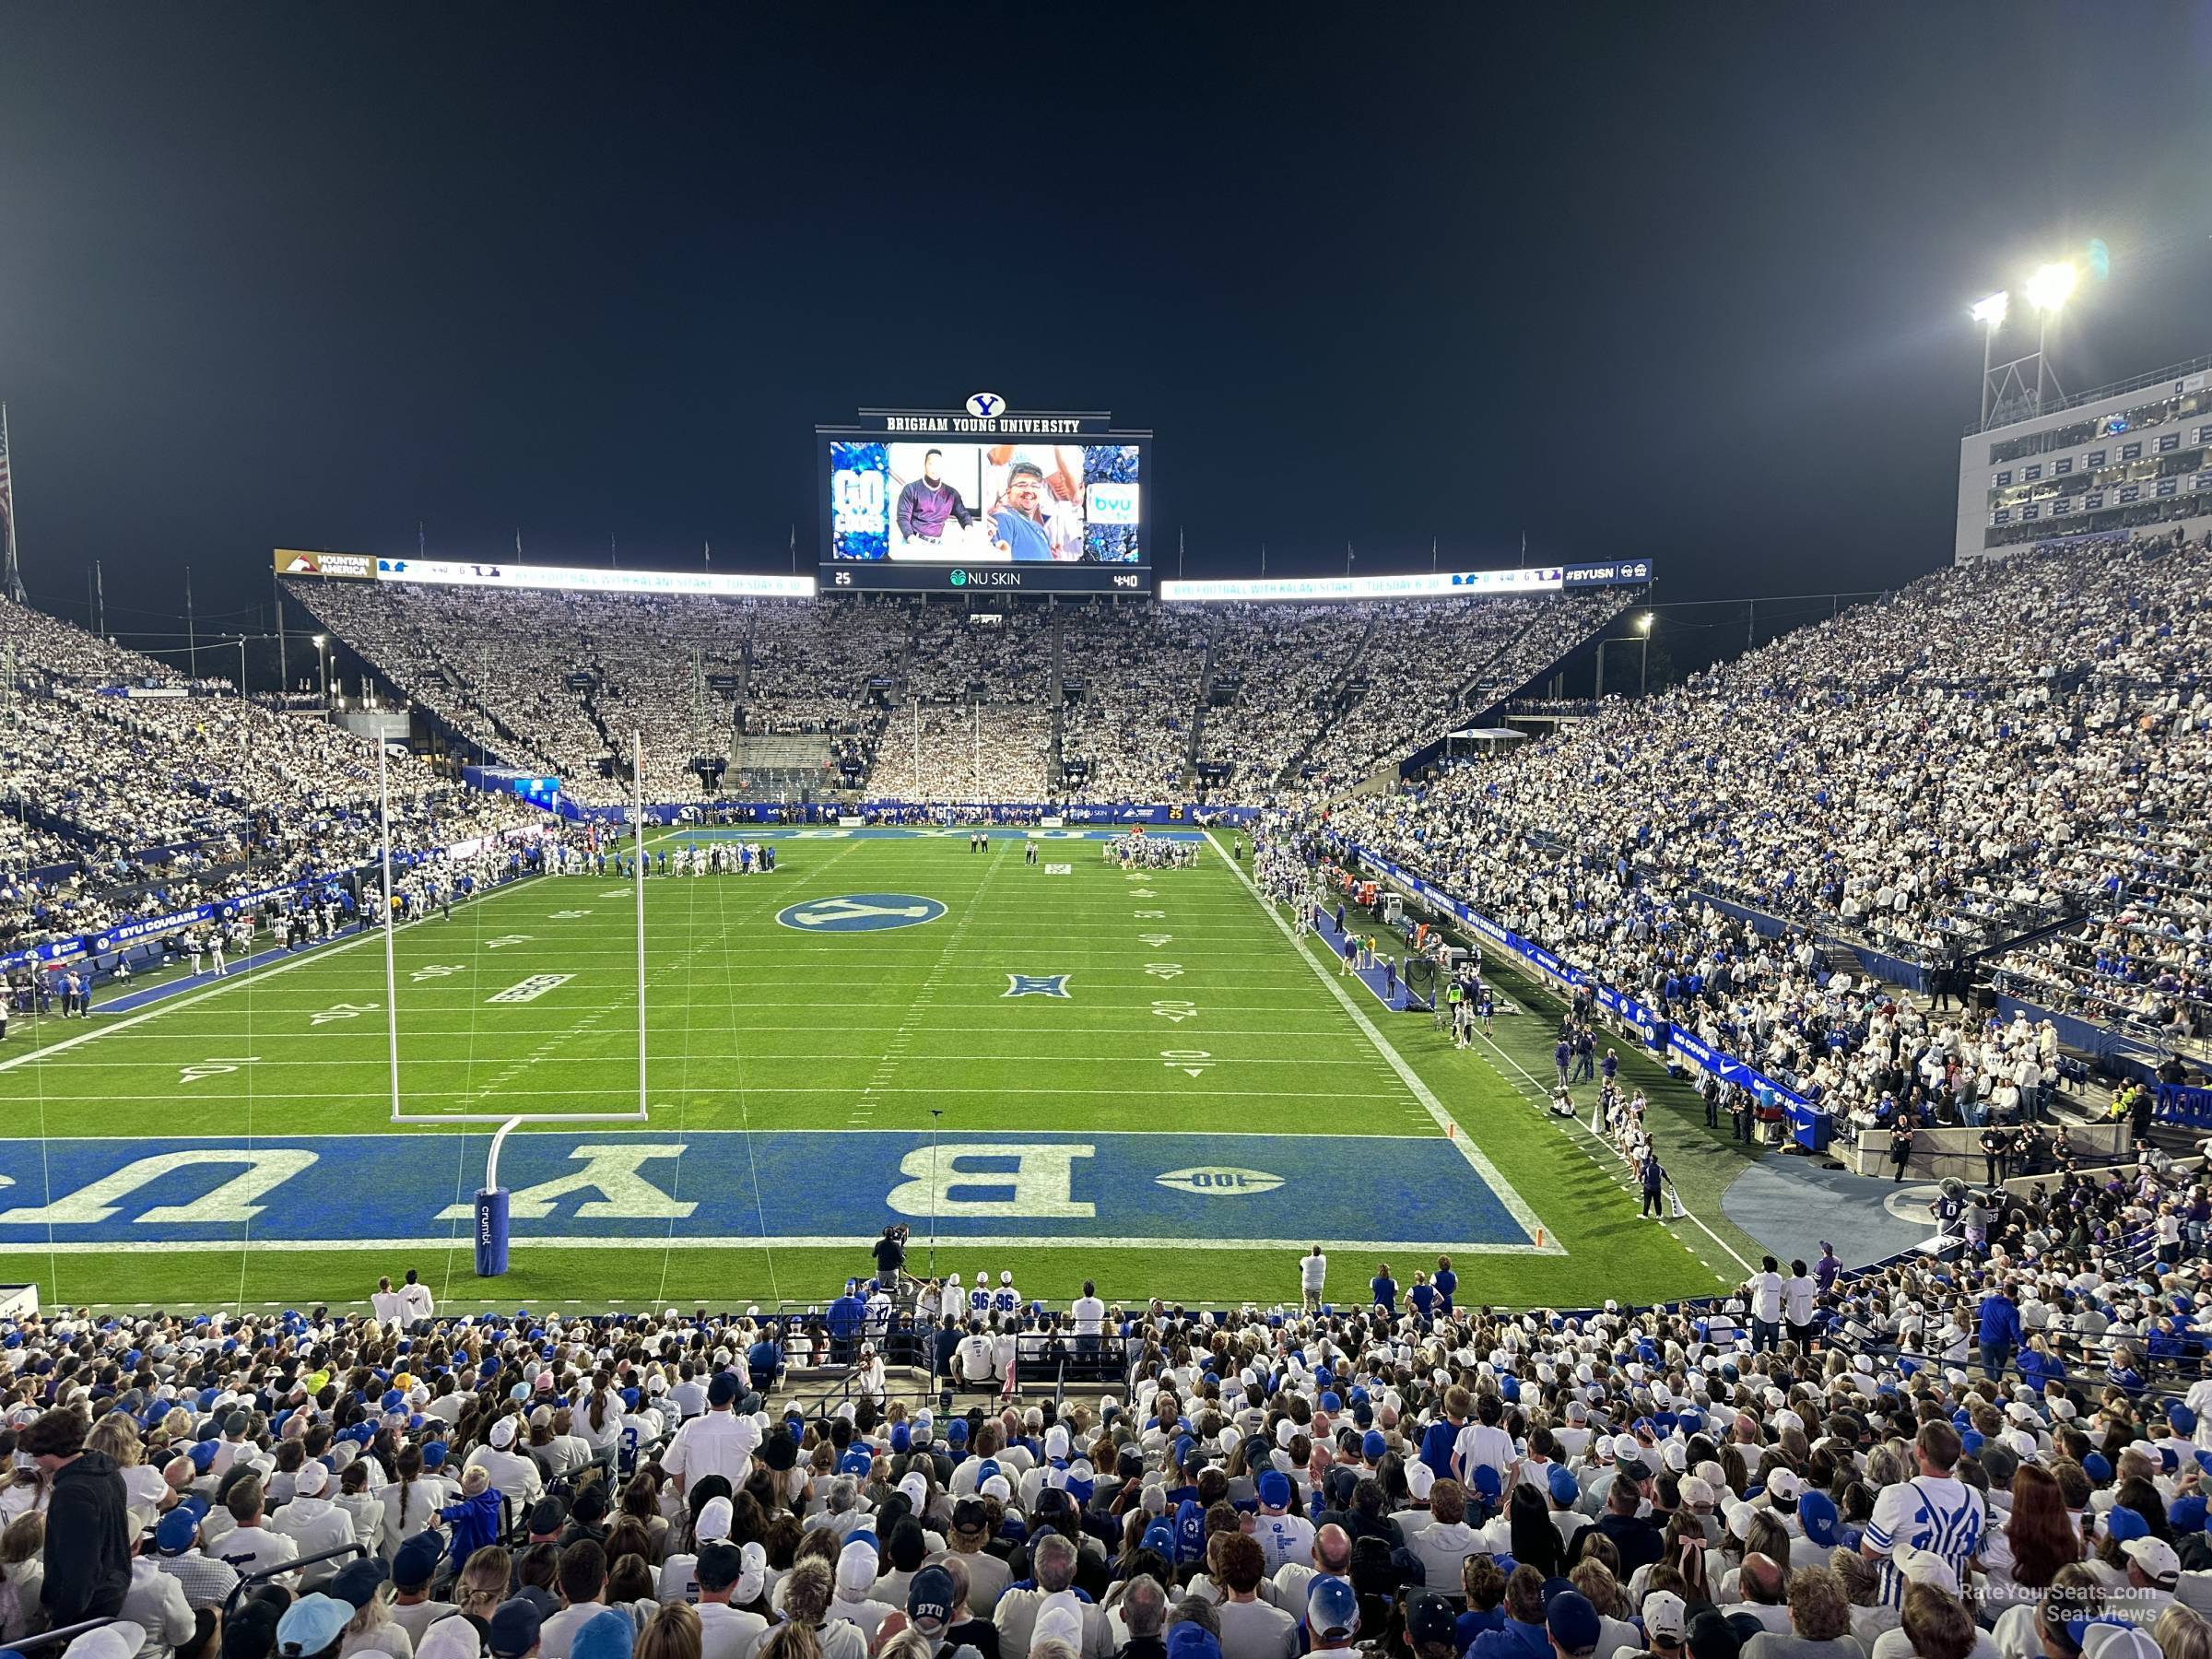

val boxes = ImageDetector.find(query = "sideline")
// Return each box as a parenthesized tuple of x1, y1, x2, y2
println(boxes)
(1203, 830, 1560, 1255)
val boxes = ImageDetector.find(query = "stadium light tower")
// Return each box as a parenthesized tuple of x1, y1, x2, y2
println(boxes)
(1971, 291, 2009, 427)
(2025, 261, 2077, 414)
(1974, 261, 2078, 430)
(312, 633, 329, 704)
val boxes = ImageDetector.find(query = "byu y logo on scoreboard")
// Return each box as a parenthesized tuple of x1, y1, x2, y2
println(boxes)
(964, 392, 1005, 419)
(776, 893, 947, 933)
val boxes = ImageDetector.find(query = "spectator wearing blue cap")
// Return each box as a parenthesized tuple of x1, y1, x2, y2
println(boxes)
(1303, 1575, 1359, 1653)
(154, 1499, 241, 1628)
(389, 1532, 456, 1646)
(1253, 1471, 1312, 1572)
(568, 1608, 632, 1659)
(898, 1562, 981, 1659)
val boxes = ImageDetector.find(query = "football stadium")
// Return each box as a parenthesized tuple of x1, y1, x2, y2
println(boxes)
(0, 12, 2207, 1659)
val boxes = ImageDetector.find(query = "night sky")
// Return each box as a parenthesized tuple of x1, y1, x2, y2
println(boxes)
(4, 6, 2211, 642)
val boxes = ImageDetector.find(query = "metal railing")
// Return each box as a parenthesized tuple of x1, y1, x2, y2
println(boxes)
(221, 1541, 370, 1616)
(6, 1619, 123, 1656)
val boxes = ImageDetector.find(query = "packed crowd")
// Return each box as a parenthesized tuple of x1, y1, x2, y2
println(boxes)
(1295, 594, 1615, 792)
(1057, 609, 1206, 802)
(288, 585, 1618, 810)
(1312, 535, 2212, 1063)
(4, 1170, 2211, 1659)
(0, 598, 542, 960)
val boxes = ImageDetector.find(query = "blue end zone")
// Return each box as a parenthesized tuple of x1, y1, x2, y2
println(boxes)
(0, 1129, 1539, 1253)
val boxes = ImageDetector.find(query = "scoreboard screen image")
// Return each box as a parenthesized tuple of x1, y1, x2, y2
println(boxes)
(828, 440, 1143, 565)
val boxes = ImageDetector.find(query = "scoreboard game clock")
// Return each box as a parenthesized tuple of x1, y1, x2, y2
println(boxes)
(819, 401, 1152, 594)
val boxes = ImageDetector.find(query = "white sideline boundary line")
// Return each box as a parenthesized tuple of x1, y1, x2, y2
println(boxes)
(1469, 1021, 1758, 1279)
(1203, 830, 1560, 1256)
(0, 1233, 1541, 1257)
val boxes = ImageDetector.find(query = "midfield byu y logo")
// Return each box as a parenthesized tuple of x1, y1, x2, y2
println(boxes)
(775, 893, 947, 933)
(964, 392, 1005, 418)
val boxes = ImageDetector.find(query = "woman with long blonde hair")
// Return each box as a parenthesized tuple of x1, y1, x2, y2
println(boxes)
(86, 1414, 169, 1531)
(635, 1602, 701, 1659)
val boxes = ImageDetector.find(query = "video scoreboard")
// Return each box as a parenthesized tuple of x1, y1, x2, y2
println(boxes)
(819, 399, 1152, 594)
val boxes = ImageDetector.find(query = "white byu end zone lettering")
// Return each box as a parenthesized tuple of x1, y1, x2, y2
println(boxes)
(884, 1143, 1095, 1218)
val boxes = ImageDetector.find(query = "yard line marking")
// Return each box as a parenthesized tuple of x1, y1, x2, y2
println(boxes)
(1203, 830, 1558, 1254)
(0, 875, 561, 1075)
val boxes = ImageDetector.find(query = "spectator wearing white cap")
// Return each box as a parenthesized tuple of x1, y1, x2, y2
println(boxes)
(465, 1415, 546, 1512)
(268, 1460, 359, 1589)
(658, 1495, 733, 1605)
(830, 1538, 899, 1642)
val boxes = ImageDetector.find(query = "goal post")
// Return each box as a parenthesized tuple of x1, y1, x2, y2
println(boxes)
(385, 729, 651, 1128)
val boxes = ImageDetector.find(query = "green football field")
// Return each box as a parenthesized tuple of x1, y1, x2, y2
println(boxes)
(0, 829, 1764, 1316)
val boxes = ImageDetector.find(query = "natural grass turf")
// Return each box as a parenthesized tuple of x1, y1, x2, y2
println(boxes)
(0, 830, 1757, 1312)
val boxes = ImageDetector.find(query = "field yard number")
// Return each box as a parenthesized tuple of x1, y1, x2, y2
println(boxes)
(548, 909, 594, 920)
(1161, 1049, 1212, 1077)
(1151, 1000, 1199, 1023)
(488, 974, 574, 1005)
(1132, 888, 1157, 897)
(486, 935, 533, 949)
(1137, 933, 1173, 947)
(412, 964, 465, 982)
(599, 888, 630, 898)
(1135, 910, 1166, 918)
(311, 1003, 379, 1027)
(1144, 962, 1184, 980)
(179, 1056, 260, 1086)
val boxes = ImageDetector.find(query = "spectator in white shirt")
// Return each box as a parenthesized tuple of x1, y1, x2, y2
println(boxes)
(1746, 1259, 1786, 1353)
(209, 1477, 300, 1584)
(692, 1542, 770, 1659)
(394, 1272, 434, 1327)
(663, 1375, 759, 1497)
(268, 1461, 357, 1588)
(464, 1416, 545, 1512)
(1299, 1250, 1327, 1312)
